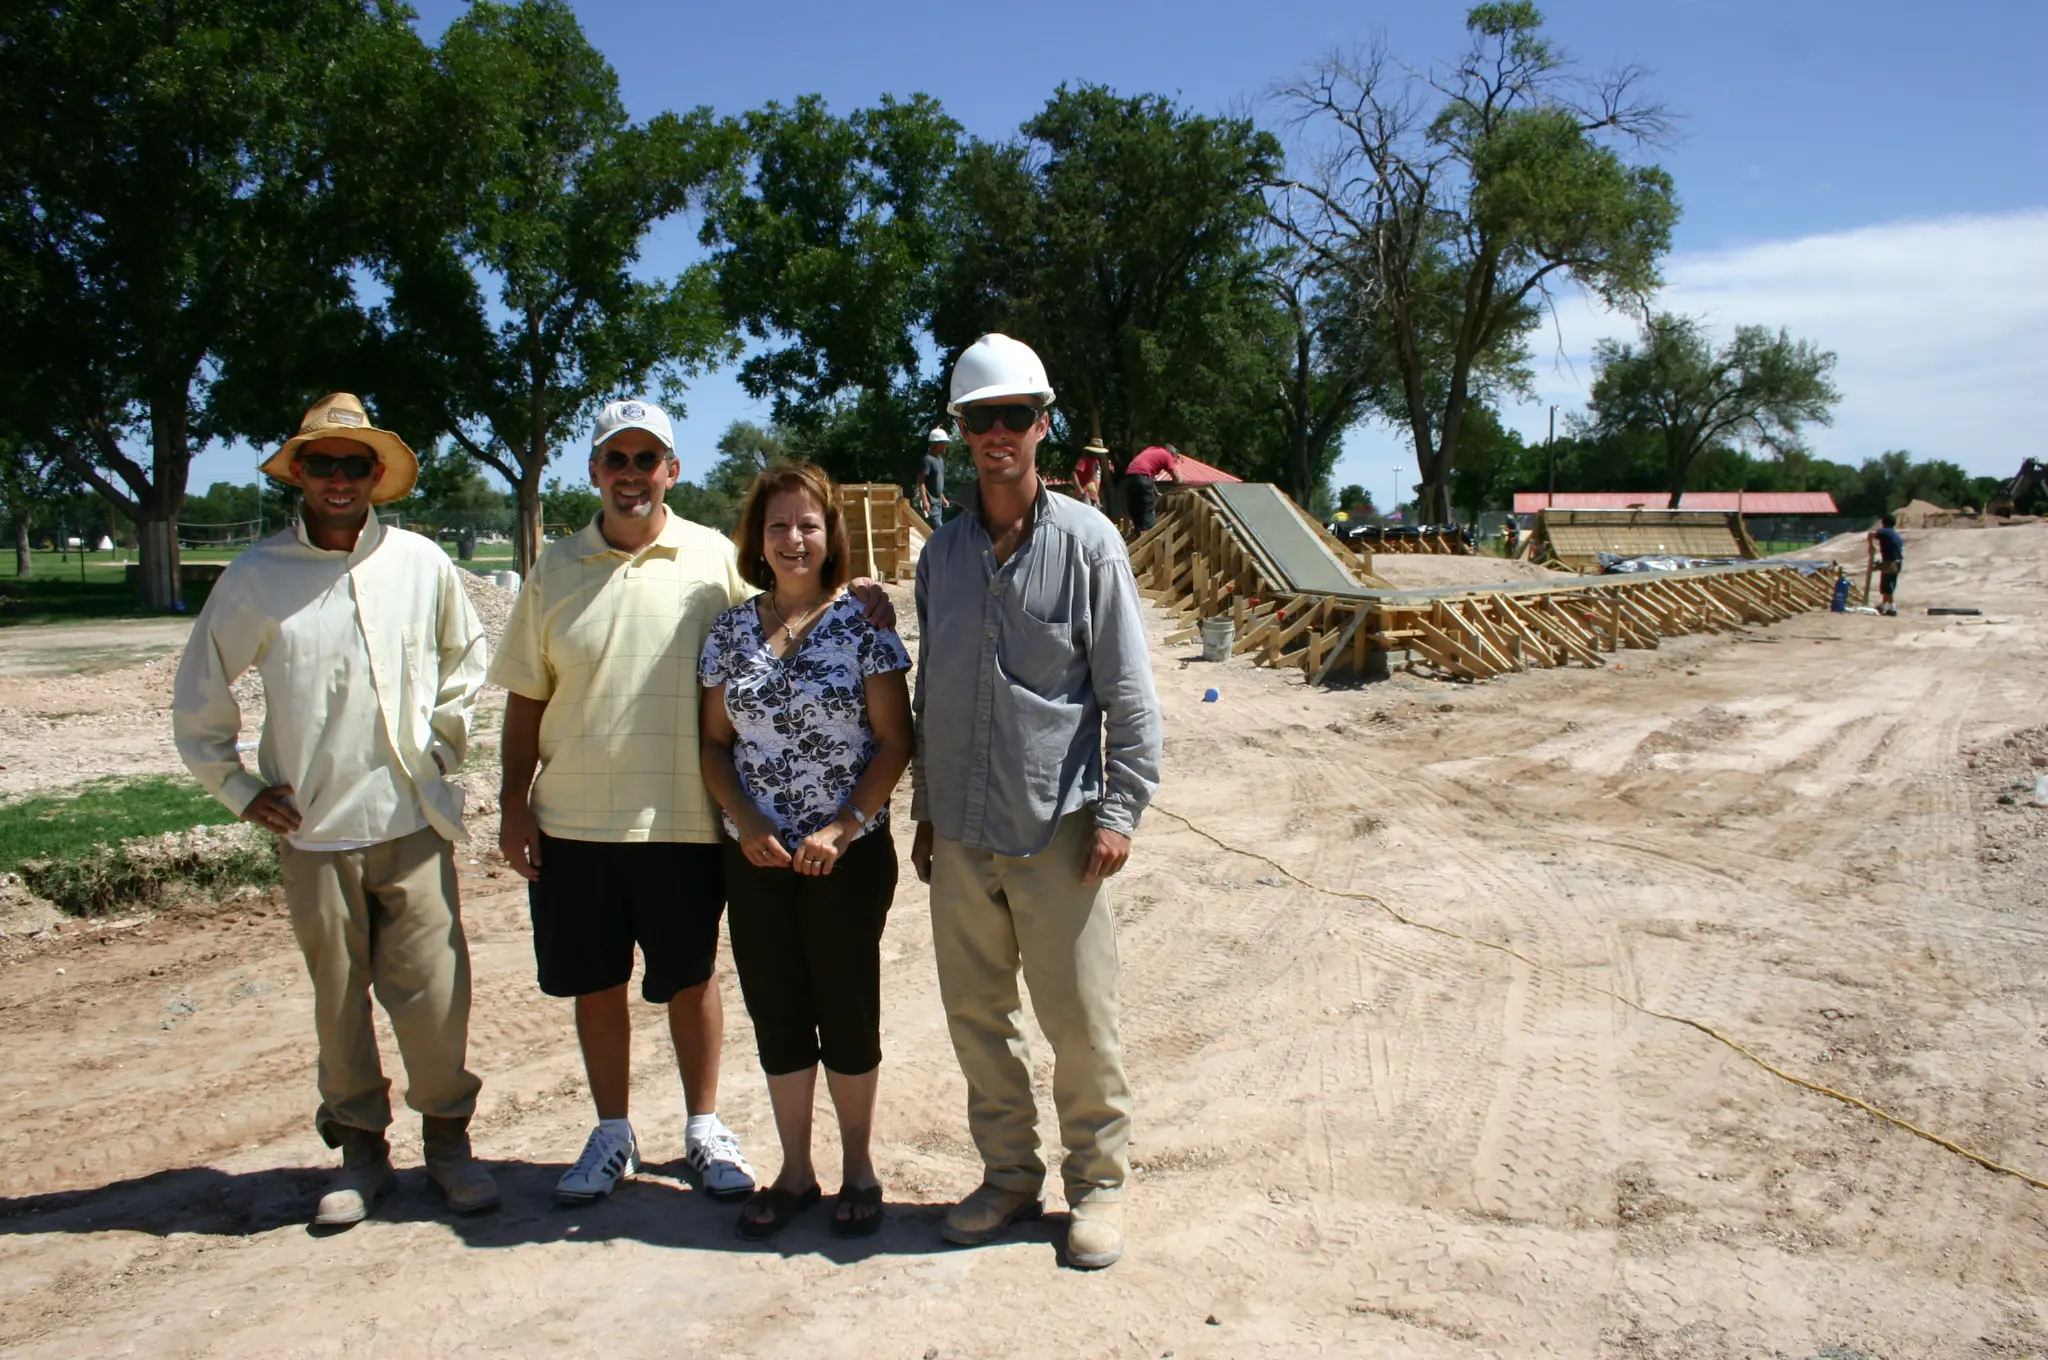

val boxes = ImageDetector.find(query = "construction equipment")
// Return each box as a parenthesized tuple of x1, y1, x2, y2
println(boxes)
(1988, 459, 2048, 517)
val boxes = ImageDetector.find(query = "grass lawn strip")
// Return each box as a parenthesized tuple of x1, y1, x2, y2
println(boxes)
(0, 776, 277, 916)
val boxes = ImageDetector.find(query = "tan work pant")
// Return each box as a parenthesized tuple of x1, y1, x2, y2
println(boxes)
(929, 810, 1131, 1204)
(279, 825, 481, 1139)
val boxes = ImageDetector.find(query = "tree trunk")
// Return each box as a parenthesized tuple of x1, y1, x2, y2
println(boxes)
(134, 512, 181, 610)
(14, 518, 31, 578)
(516, 466, 544, 578)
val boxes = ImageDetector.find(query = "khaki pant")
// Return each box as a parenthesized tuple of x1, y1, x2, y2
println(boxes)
(929, 810, 1131, 1204)
(280, 825, 481, 1137)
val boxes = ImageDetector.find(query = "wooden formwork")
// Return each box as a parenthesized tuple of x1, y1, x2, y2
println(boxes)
(1128, 489, 1845, 685)
(1343, 529, 1471, 555)
(1534, 508, 1759, 572)
(837, 484, 933, 583)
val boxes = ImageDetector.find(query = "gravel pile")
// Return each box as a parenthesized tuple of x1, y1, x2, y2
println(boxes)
(459, 569, 520, 651)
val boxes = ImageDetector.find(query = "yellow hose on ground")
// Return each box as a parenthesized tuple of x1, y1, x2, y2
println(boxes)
(1149, 804, 2048, 1195)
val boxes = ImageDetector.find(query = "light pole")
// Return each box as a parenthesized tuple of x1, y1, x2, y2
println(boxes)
(1546, 404, 1557, 506)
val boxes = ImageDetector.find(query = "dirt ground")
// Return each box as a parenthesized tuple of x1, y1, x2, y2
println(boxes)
(2, 525, 2046, 1358)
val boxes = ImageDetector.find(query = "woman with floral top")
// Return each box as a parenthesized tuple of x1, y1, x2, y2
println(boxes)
(699, 462, 913, 1241)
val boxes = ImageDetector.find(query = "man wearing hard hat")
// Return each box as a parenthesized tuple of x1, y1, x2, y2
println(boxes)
(910, 334, 1164, 1269)
(915, 426, 952, 521)
(173, 393, 496, 1227)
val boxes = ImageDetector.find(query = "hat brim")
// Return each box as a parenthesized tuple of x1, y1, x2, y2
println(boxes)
(592, 419, 674, 452)
(261, 426, 419, 504)
(946, 385, 1056, 415)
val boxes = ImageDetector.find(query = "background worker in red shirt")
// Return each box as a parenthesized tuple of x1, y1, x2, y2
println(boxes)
(1121, 444, 1181, 533)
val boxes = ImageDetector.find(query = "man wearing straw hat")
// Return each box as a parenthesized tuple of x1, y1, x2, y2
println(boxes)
(173, 392, 497, 1228)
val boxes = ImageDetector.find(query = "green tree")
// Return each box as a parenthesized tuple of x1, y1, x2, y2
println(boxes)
(666, 418, 781, 532)
(937, 85, 1283, 488)
(1274, 2, 1678, 522)
(541, 477, 601, 532)
(702, 96, 961, 484)
(1445, 406, 1531, 516)
(0, 0, 416, 606)
(1585, 313, 1839, 504)
(1250, 255, 1384, 507)
(370, 0, 739, 575)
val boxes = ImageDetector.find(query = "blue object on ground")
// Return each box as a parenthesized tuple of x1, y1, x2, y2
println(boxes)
(1203, 688, 1220, 703)
(1830, 577, 1850, 612)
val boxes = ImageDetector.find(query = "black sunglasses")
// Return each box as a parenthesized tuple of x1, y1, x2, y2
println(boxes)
(297, 453, 376, 480)
(597, 448, 669, 473)
(960, 404, 1043, 435)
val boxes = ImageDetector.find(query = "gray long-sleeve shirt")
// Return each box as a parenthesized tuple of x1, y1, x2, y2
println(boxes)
(909, 479, 1164, 858)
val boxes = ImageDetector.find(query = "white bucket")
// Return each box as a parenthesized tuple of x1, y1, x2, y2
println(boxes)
(493, 570, 521, 592)
(1200, 614, 1235, 662)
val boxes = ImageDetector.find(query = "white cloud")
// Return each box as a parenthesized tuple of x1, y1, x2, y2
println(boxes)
(1336, 207, 2048, 490)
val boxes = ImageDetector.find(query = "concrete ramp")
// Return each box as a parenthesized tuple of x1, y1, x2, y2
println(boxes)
(1207, 482, 1370, 596)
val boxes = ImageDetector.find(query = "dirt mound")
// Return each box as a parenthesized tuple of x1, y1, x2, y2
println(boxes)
(1894, 498, 1957, 529)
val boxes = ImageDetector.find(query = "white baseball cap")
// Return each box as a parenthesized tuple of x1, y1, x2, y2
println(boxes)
(592, 398, 674, 451)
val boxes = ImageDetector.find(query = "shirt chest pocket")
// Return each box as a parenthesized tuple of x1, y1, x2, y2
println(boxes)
(1000, 609, 1079, 696)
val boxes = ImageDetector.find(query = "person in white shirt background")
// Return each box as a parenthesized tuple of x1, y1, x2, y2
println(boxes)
(173, 392, 496, 1229)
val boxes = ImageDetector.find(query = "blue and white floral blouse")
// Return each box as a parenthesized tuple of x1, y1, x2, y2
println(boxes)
(698, 592, 911, 848)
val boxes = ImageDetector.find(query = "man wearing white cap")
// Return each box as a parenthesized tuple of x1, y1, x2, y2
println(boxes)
(492, 397, 759, 1207)
(910, 335, 1164, 1268)
(174, 392, 497, 1227)
(915, 426, 952, 521)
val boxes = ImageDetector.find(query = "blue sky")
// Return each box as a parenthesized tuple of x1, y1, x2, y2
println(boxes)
(192, 0, 2048, 497)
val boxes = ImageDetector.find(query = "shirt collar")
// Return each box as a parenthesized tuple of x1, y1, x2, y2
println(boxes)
(293, 507, 384, 565)
(579, 505, 687, 560)
(969, 476, 1057, 539)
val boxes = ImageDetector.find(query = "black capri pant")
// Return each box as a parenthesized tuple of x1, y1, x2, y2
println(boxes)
(722, 827, 898, 1077)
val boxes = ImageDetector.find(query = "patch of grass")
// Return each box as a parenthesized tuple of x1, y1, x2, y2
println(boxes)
(20, 826, 279, 917)
(0, 776, 240, 871)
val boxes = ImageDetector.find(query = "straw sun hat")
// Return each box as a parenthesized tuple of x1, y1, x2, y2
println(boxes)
(258, 392, 419, 504)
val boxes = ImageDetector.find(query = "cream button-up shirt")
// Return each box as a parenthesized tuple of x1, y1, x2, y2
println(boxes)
(173, 512, 488, 846)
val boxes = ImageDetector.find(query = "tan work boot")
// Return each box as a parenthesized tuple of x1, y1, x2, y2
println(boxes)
(1066, 1199, 1124, 1270)
(313, 1126, 395, 1227)
(941, 1182, 1043, 1246)
(423, 1115, 500, 1215)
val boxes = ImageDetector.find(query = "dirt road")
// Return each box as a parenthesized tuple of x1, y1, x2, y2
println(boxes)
(2, 525, 2045, 1357)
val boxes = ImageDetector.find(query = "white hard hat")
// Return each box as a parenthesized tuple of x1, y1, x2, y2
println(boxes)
(947, 333, 1055, 414)
(926, 427, 951, 444)
(591, 398, 674, 451)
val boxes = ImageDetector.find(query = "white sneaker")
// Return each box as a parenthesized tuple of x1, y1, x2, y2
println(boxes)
(556, 1123, 638, 1205)
(685, 1118, 756, 1201)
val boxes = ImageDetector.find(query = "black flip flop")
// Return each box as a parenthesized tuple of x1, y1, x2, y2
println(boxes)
(735, 1183, 821, 1241)
(830, 1183, 885, 1238)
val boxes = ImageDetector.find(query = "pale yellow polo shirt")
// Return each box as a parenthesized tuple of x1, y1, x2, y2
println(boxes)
(489, 509, 753, 843)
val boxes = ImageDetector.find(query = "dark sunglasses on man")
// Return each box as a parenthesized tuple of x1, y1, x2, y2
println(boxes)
(597, 448, 669, 473)
(297, 453, 377, 480)
(959, 404, 1044, 436)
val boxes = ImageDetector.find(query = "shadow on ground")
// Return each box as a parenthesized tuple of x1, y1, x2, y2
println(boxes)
(0, 1157, 1072, 1266)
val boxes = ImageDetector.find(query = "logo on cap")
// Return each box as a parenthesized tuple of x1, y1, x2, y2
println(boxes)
(328, 408, 364, 427)
(620, 402, 645, 420)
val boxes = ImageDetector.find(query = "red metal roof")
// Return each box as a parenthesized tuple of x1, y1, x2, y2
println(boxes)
(1512, 491, 1838, 514)
(1164, 454, 1241, 485)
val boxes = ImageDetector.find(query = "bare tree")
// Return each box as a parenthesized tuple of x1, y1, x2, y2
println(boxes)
(1270, 2, 1678, 521)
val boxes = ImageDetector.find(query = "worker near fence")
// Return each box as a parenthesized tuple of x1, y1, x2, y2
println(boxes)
(1870, 513, 1904, 616)
(1121, 444, 1181, 534)
(915, 426, 953, 522)
(173, 392, 497, 1228)
(912, 333, 1164, 1269)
